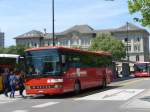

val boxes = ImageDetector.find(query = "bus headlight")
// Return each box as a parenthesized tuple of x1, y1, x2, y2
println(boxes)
(25, 86, 30, 90)
(47, 79, 63, 83)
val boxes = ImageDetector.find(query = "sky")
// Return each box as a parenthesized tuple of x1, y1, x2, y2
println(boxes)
(0, 0, 149, 47)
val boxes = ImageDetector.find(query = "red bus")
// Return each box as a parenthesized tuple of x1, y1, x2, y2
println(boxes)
(24, 46, 112, 95)
(134, 62, 150, 77)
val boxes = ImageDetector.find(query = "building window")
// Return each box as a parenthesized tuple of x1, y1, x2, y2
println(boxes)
(62, 40, 68, 46)
(125, 38, 128, 42)
(134, 45, 137, 51)
(71, 39, 79, 46)
(47, 42, 49, 46)
(57, 41, 60, 46)
(76, 39, 79, 45)
(137, 37, 140, 42)
(134, 37, 140, 43)
(49, 41, 53, 46)
(86, 40, 90, 46)
(81, 39, 85, 45)
(134, 45, 140, 52)
(27, 43, 30, 47)
(65, 40, 68, 46)
(34, 43, 37, 47)
(136, 55, 139, 61)
(60, 41, 63, 46)
(138, 45, 140, 51)
(124, 38, 131, 43)
(127, 46, 131, 52)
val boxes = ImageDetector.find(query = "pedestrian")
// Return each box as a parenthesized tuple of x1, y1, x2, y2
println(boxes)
(2, 69, 10, 97)
(16, 71, 25, 98)
(9, 71, 17, 98)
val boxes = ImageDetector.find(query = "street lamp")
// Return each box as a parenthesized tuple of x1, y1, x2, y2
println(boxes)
(126, 22, 129, 61)
(51, 0, 114, 47)
(52, 0, 55, 46)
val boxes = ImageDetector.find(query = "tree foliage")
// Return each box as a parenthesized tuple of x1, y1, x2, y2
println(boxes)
(0, 45, 27, 56)
(128, 0, 150, 27)
(89, 33, 126, 60)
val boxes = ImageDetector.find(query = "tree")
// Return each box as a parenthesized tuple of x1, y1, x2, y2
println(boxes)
(89, 33, 126, 60)
(0, 45, 27, 56)
(128, 0, 150, 27)
(0, 47, 9, 54)
(0, 47, 5, 53)
(6, 45, 28, 56)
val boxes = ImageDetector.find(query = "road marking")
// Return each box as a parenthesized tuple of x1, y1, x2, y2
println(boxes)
(12, 110, 28, 112)
(75, 89, 144, 101)
(122, 98, 150, 109)
(0, 102, 8, 104)
(0, 91, 25, 105)
(121, 89, 150, 109)
(0, 95, 18, 104)
(32, 102, 59, 108)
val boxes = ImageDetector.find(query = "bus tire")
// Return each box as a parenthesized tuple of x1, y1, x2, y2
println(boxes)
(74, 81, 81, 94)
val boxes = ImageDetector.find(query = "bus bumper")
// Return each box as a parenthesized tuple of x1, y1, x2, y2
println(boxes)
(26, 88, 64, 95)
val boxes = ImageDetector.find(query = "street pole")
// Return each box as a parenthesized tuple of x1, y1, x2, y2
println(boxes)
(126, 22, 129, 62)
(52, 0, 55, 46)
(126, 22, 130, 77)
(51, 0, 113, 47)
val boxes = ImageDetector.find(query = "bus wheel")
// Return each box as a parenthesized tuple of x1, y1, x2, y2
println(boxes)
(101, 78, 107, 89)
(74, 81, 81, 94)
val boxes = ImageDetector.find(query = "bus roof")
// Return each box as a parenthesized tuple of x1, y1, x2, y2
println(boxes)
(25, 46, 112, 56)
(0, 54, 20, 58)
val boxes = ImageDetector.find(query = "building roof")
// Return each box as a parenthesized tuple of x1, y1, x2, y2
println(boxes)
(15, 30, 44, 39)
(115, 22, 147, 31)
(60, 25, 95, 34)
(95, 29, 115, 33)
(95, 23, 149, 35)
(43, 25, 95, 39)
(14, 23, 149, 40)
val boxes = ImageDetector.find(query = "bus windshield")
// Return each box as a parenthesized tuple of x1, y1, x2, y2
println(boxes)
(134, 63, 148, 72)
(25, 49, 61, 77)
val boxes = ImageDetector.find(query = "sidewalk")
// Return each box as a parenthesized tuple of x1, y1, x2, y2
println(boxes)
(113, 75, 134, 82)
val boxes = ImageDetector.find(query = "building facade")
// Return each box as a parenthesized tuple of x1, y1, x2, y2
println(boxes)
(96, 23, 149, 62)
(15, 30, 44, 48)
(112, 28, 149, 62)
(0, 32, 4, 48)
(15, 23, 149, 62)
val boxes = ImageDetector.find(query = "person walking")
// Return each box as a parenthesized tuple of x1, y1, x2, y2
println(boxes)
(2, 69, 10, 97)
(16, 72, 25, 98)
(9, 71, 17, 98)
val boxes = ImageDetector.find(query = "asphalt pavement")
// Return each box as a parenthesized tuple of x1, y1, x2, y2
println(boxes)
(0, 77, 150, 112)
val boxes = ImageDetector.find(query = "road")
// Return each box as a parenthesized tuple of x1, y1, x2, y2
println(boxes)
(0, 78, 150, 112)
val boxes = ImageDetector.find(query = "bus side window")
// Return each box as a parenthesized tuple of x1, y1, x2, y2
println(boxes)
(61, 55, 69, 72)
